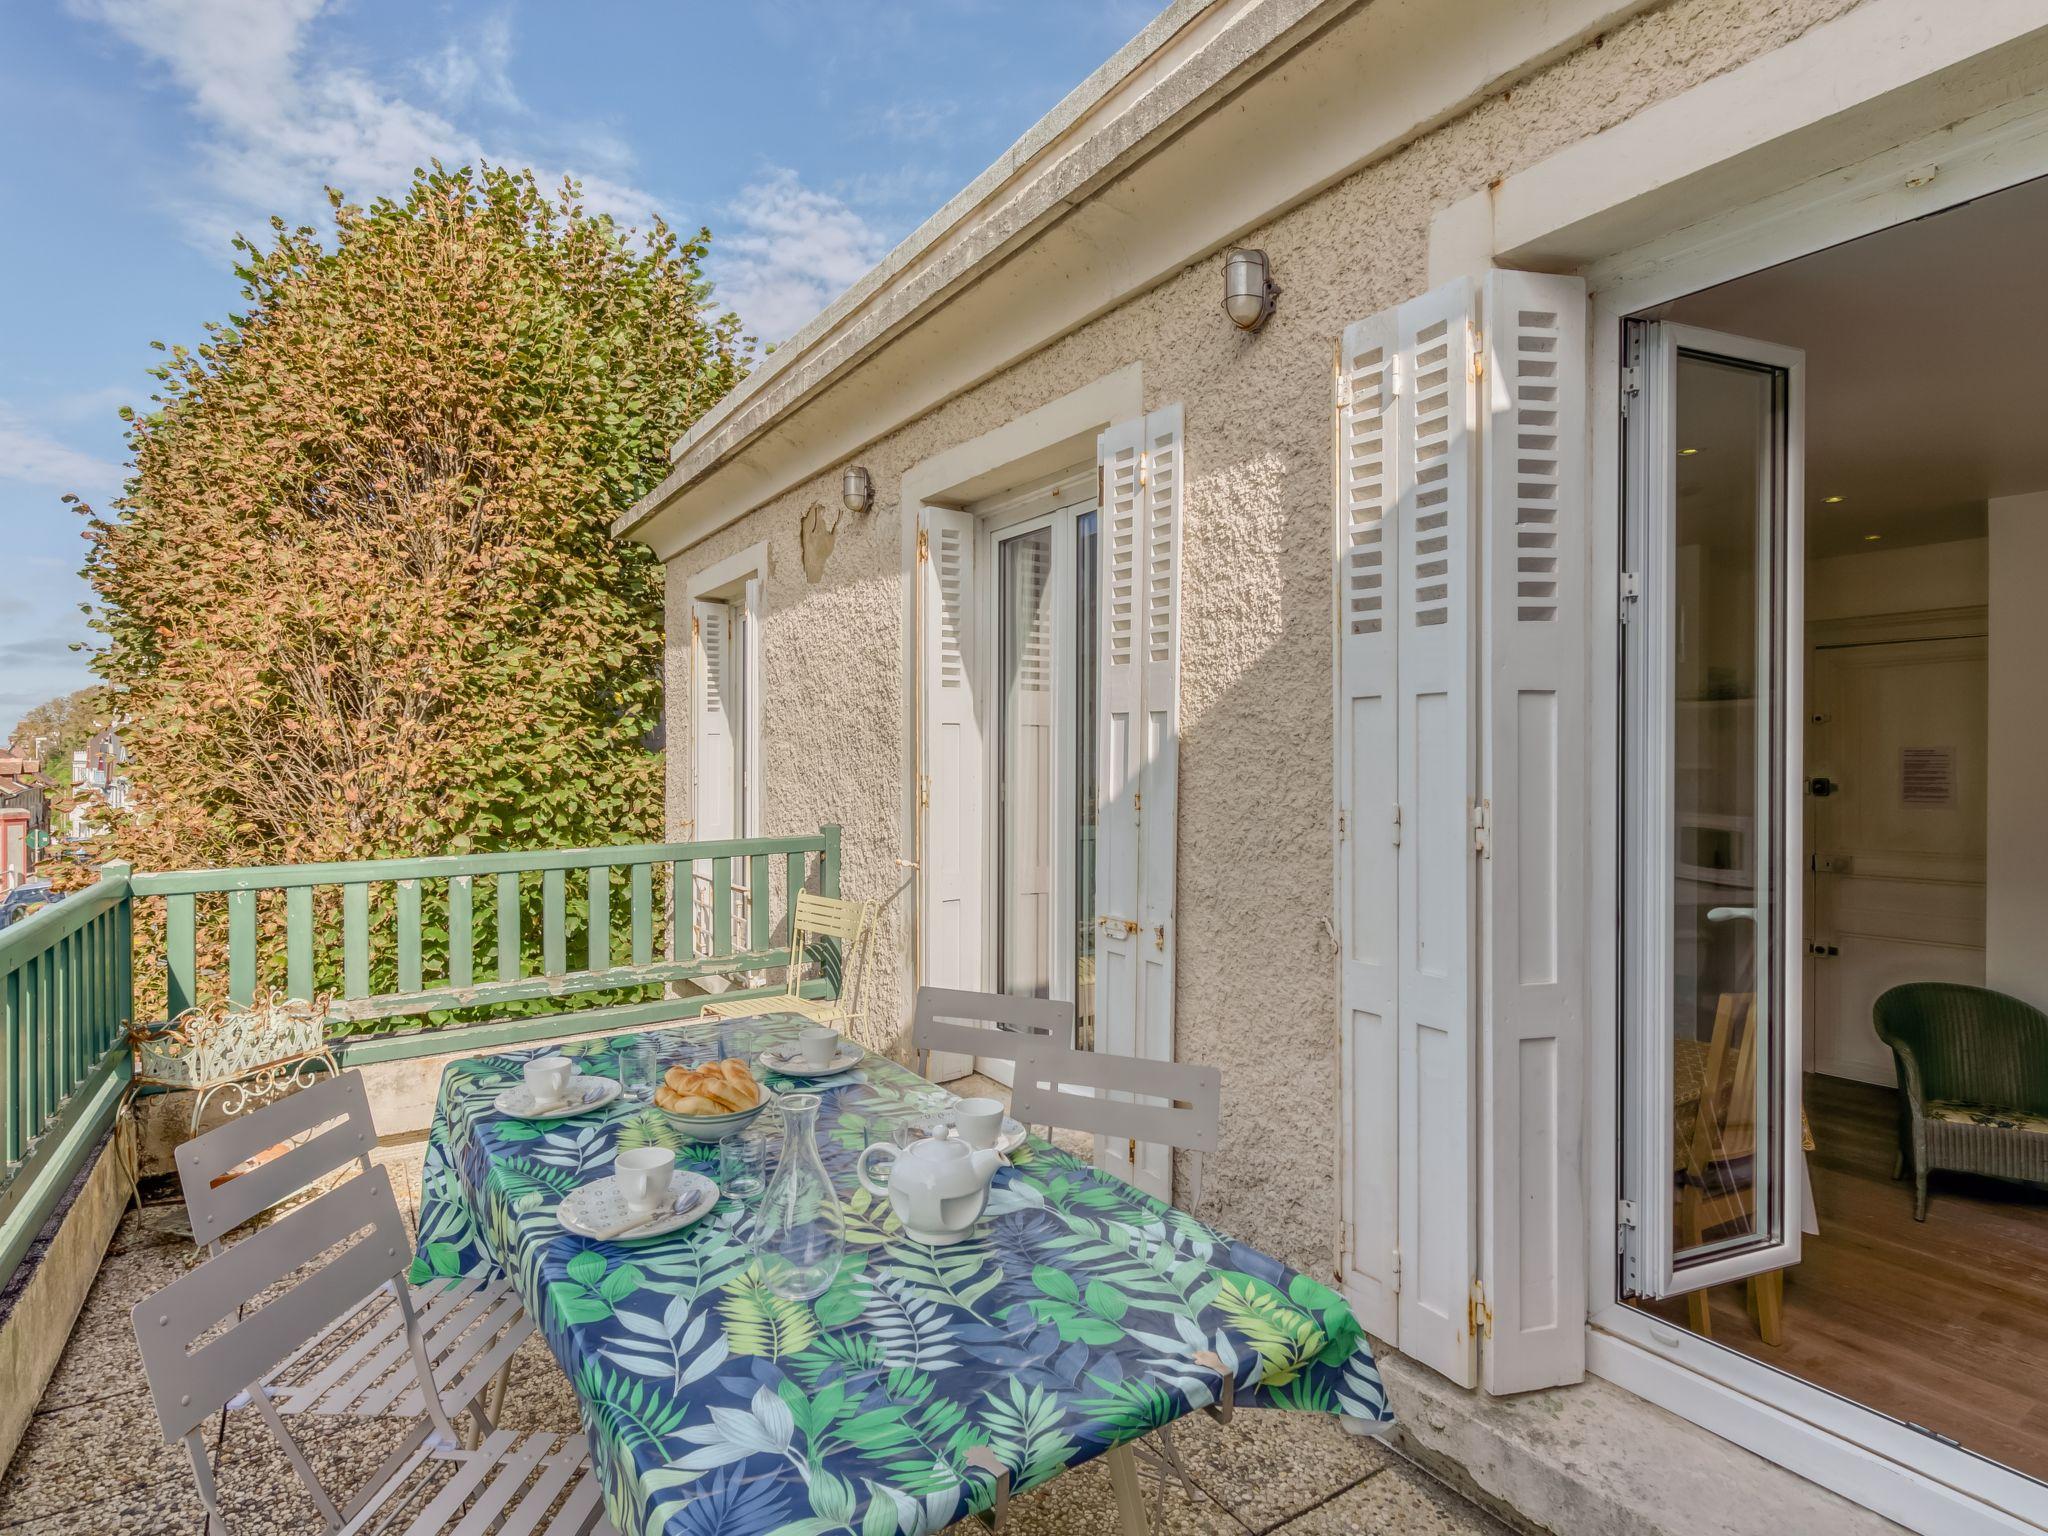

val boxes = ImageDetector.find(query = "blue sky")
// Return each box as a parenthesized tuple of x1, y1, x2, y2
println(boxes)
(0, 0, 1156, 742)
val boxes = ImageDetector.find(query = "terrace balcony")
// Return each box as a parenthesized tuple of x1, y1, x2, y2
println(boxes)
(0, 834, 1500, 1535)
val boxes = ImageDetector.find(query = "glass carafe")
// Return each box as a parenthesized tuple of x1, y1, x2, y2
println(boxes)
(752, 1093, 844, 1299)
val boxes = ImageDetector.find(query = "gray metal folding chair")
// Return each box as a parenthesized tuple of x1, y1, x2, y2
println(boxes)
(175, 1070, 532, 1440)
(133, 1165, 610, 1535)
(912, 987, 1073, 1140)
(1008, 1042, 1229, 1523)
(1007, 1042, 1221, 1209)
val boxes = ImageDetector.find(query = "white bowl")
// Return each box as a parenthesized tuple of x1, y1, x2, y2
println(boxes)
(657, 1095, 771, 1143)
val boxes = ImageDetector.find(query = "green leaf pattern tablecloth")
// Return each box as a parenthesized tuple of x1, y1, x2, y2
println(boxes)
(413, 1018, 1393, 1536)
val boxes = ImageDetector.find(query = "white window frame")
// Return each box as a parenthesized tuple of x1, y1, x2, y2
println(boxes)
(685, 541, 768, 844)
(975, 473, 1096, 1031)
(1546, 87, 2048, 1536)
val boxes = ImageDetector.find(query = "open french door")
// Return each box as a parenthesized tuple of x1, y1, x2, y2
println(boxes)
(1620, 321, 1806, 1300)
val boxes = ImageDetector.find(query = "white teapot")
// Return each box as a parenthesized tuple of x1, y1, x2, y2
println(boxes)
(856, 1135, 1001, 1245)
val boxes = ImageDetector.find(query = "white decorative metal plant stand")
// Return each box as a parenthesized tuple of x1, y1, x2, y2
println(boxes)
(131, 991, 340, 1132)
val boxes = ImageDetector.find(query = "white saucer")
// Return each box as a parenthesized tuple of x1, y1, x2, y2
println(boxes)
(557, 1171, 718, 1241)
(759, 1045, 863, 1077)
(493, 1075, 621, 1120)
(939, 1117, 1028, 1155)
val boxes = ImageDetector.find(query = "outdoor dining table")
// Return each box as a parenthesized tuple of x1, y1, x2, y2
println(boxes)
(413, 1015, 1394, 1536)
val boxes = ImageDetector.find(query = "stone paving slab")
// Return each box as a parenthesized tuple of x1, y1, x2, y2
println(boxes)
(0, 1124, 1505, 1535)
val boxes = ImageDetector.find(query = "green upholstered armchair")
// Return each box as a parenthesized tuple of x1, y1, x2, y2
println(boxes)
(1872, 982, 2048, 1220)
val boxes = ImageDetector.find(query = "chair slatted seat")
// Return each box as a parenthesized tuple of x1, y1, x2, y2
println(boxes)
(133, 1166, 613, 1536)
(175, 1070, 534, 1436)
(701, 891, 878, 1046)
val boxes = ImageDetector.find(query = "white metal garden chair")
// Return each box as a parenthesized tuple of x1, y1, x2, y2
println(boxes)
(700, 891, 877, 1046)
(1009, 1042, 1230, 1524)
(133, 1165, 612, 1535)
(175, 1069, 533, 1440)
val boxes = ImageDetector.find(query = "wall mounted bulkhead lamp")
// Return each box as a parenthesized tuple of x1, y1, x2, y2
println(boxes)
(1222, 248, 1279, 332)
(841, 465, 875, 515)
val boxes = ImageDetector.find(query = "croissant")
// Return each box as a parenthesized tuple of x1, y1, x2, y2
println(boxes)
(655, 1057, 761, 1116)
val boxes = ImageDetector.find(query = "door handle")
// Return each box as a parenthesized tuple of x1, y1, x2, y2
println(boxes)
(1706, 906, 1756, 923)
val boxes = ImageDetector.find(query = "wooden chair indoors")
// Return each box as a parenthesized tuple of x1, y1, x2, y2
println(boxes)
(699, 891, 879, 1048)
(1676, 992, 1789, 1346)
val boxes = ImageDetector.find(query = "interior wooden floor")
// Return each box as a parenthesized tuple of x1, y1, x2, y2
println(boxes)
(1635, 1072, 2048, 1483)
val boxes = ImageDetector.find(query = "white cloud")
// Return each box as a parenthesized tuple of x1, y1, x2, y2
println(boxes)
(70, 0, 666, 243)
(0, 408, 122, 500)
(715, 168, 894, 344)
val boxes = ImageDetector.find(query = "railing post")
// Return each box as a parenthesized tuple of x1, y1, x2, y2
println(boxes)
(822, 824, 842, 899)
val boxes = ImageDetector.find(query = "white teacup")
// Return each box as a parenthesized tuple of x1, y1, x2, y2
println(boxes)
(951, 1096, 1005, 1150)
(797, 1026, 840, 1068)
(614, 1147, 676, 1215)
(524, 1055, 574, 1107)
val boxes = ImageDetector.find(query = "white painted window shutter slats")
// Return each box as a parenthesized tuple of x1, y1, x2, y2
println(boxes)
(1095, 406, 1183, 1201)
(920, 506, 984, 998)
(1479, 269, 1589, 1395)
(1334, 310, 1403, 1343)
(692, 598, 738, 957)
(1393, 277, 1481, 1388)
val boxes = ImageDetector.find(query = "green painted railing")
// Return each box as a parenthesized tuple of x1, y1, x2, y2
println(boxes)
(0, 827, 842, 1288)
(0, 869, 135, 1287)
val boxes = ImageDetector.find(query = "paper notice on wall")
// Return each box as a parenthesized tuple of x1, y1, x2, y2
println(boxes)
(1901, 747, 1955, 808)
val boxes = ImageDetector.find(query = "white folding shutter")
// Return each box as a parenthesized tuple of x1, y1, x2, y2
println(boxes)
(692, 599, 737, 958)
(1094, 416, 1146, 1187)
(921, 506, 983, 1002)
(1134, 405, 1183, 1200)
(1004, 533, 1056, 992)
(1334, 312, 1403, 1342)
(1395, 278, 1481, 1386)
(1092, 407, 1182, 1199)
(1478, 270, 1588, 1394)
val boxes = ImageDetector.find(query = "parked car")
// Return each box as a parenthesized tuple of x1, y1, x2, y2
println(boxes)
(0, 881, 62, 929)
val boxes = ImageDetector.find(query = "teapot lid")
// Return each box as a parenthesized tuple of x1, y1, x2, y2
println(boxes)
(900, 1132, 970, 1163)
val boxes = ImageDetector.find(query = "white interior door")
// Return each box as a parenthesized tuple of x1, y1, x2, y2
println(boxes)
(1621, 321, 1806, 1301)
(1808, 635, 1987, 1083)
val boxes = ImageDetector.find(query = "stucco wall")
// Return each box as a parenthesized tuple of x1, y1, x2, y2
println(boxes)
(663, 0, 1867, 1274)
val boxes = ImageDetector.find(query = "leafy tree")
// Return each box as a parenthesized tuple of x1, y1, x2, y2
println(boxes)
(8, 687, 108, 780)
(84, 164, 743, 868)
(75, 164, 747, 1017)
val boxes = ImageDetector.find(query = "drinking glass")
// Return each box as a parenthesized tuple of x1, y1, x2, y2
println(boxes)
(719, 1127, 772, 1199)
(617, 1037, 658, 1103)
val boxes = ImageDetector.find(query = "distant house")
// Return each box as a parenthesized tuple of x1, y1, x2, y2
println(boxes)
(0, 757, 49, 890)
(68, 724, 129, 837)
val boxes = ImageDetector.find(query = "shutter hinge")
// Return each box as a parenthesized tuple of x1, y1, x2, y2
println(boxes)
(1391, 1246, 1402, 1293)
(1472, 799, 1490, 858)
(917, 774, 931, 810)
(1470, 327, 1484, 383)
(1389, 353, 1404, 399)
(917, 527, 930, 563)
(1335, 373, 1353, 410)
(1138, 450, 1149, 491)
(690, 612, 700, 640)
(1337, 1217, 1351, 1277)
(1619, 571, 1641, 622)
(1616, 1198, 1638, 1255)
(1391, 803, 1403, 847)
(1469, 1279, 1493, 1339)
(1337, 809, 1347, 842)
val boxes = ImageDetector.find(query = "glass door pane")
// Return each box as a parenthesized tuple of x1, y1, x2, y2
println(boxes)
(997, 525, 1056, 998)
(1074, 508, 1099, 1051)
(1623, 322, 1805, 1296)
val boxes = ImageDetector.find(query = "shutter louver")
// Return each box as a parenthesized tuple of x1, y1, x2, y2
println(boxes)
(920, 505, 983, 1005)
(1394, 277, 1480, 1387)
(1479, 270, 1588, 1394)
(691, 599, 738, 959)
(1095, 406, 1183, 1201)
(1335, 311, 1403, 1342)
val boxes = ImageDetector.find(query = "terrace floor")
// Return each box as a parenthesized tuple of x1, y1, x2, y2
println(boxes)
(0, 1078, 1505, 1536)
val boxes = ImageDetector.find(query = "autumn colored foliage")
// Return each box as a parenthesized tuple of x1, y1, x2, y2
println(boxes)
(82, 165, 746, 873)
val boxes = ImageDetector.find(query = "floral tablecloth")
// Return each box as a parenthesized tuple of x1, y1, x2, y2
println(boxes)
(414, 1016, 1393, 1536)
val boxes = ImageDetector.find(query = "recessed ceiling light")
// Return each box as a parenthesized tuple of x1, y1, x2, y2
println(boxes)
(1678, 447, 1700, 456)
(1822, 495, 1846, 505)
(1864, 533, 1883, 542)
